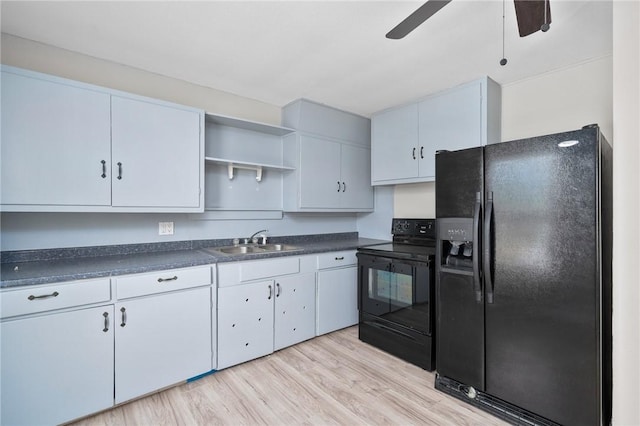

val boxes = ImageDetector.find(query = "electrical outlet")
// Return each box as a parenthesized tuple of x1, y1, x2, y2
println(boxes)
(158, 222, 174, 235)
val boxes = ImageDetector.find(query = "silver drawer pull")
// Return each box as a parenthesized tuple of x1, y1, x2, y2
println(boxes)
(27, 291, 59, 301)
(157, 276, 178, 283)
(335, 256, 345, 261)
(103, 312, 110, 332)
(120, 307, 127, 327)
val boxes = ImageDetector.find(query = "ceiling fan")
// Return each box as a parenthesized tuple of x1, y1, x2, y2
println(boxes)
(386, 0, 551, 39)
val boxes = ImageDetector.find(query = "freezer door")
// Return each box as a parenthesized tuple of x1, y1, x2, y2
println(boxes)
(483, 128, 602, 425)
(435, 147, 485, 390)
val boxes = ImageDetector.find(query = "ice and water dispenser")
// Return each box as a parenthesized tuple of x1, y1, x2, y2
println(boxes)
(437, 217, 481, 302)
(438, 218, 475, 270)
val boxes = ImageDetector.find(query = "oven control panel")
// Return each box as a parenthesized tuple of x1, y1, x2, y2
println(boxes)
(392, 218, 436, 238)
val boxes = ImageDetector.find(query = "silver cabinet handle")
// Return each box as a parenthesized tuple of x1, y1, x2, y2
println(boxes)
(276, 282, 281, 297)
(120, 307, 127, 327)
(268, 284, 273, 300)
(27, 291, 59, 301)
(103, 312, 110, 332)
(335, 256, 345, 261)
(342, 182, 346, 192)
(101, 160, 107, 178)
(117, 162, 123, 180)
(420, 146, 424, 159)
(157, 276, 178, 283)
(412, 147, 416, 159)
(337, 181, 341, 192)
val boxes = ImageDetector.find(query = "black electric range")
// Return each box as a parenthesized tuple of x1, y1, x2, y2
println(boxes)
(357, 218, 437, 371)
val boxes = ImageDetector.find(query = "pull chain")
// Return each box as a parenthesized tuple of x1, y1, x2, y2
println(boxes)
(541, 0, 550, 32)
(500, 0, 507, 66)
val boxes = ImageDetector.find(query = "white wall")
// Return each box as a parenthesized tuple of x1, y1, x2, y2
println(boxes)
(611, 2, 640, 424)
(394, 182, 435, 218)
(502, 56, 613, 142)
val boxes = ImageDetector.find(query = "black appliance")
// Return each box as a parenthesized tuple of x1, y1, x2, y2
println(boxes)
(357, 218, 436, 371)
(434, 125, 612, 426)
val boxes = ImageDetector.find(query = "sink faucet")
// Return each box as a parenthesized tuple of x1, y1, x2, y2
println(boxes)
(247, 229, 268, 244)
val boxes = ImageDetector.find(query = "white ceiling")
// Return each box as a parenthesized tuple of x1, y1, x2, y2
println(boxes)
(1, 1, 612, 117)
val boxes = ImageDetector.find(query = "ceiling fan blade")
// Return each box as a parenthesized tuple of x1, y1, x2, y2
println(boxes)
(514, 0, 551, 37)
(386, 0, 452, 39)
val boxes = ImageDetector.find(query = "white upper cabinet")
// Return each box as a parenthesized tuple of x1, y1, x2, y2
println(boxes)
(298, 135, 342, 209)
(340, 143, 374, 209)
(370, 103, 419, 182)
(371, 77, 501, 185)
(282, 99, 374, 212)
(1, 71, 112, 207)
(418, 80, 483, 179)
(0, 66, 204, 212)
(111, 97, 202, 208)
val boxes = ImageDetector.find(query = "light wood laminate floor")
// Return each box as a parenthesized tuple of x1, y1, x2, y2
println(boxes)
(73, 327, 507, 426)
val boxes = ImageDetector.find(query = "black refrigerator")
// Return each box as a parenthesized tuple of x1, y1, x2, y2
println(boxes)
(434, 125, 612, 426)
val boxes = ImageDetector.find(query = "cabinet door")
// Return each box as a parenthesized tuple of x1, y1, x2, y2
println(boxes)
(274, 272, 316, 351)
(217, 280, 274, 369)
(371, 103, 419, 183)
(340, 144, 374, 209)
(111, 96, 201, 208)
(418, 81, 482, 179)
(316, 266, 358, 335)
(299, 135, 341, 208)
(1, 306, 114, 425)
(1, 71, 111, 206)
(114, 287, 212, 403)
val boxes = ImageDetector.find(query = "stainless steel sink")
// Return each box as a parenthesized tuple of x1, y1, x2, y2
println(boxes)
(218, 246, 266, 254)
(259, 244, 301, 252)
(203, 243, 302, 256)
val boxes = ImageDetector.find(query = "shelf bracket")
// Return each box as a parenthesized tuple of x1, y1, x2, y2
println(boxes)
(227, 163, 263, 182)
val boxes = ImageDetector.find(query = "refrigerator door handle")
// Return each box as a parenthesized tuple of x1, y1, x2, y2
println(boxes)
(484, 191, 494, 304)
(473, 192, 482, 302)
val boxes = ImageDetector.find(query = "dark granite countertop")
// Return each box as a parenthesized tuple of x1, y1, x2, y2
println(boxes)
(0, 233, 388, 288)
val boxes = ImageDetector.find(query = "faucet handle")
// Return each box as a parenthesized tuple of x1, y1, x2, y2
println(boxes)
(233, 238, 240, 246)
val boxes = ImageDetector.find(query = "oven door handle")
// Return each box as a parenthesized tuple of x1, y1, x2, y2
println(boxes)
(473, 192, 482, 303)
(357, 262, 362, 311)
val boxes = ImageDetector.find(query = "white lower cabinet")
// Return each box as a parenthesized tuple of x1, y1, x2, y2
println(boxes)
(114, 286, 212, 403)
(316, 251, 359, 335)
(216, 256, 316, 369)
(1, 266, 215, 425)
(0, 305, 115, 426)
(274, 272, 316, 351)
(113, 266, 213, 403)
(217, 280, 275, 369)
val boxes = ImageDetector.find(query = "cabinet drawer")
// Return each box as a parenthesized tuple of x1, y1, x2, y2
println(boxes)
(316, 251, 357, 269)
(1, 278, 111, 318)
(115, 266, 212, 300)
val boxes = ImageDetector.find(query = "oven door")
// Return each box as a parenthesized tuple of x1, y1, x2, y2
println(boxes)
(357, 253, 432, 335)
